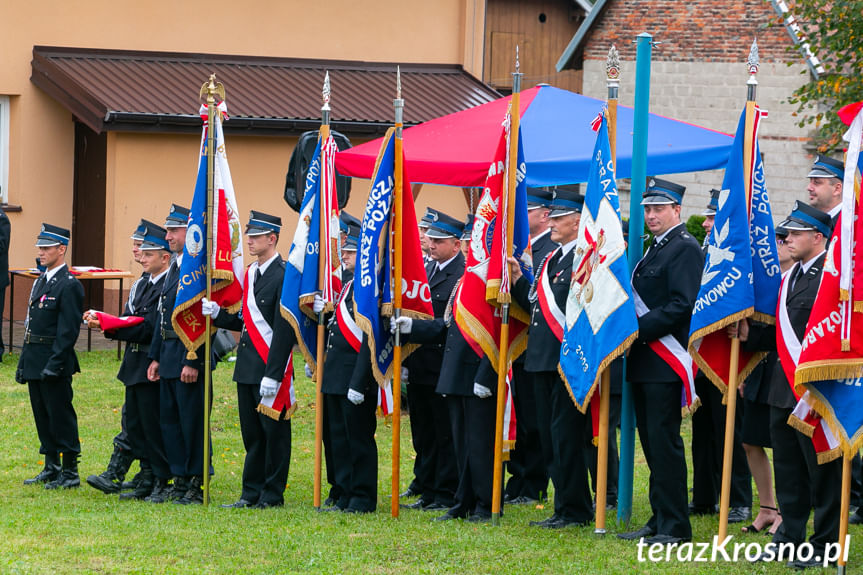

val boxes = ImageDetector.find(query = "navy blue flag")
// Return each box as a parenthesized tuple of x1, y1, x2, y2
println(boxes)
(560, 113, 638, 412)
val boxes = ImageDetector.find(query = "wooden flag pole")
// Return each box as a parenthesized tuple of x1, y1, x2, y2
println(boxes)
(313, 72, 331, 510)
(595, 45, 620, 535)
(838, 453, 852, 574)
(718, 39, 759, 541)
(199, 74, 223, 507)
(491, 50, 522, 526)
(391, 68, 405, 518)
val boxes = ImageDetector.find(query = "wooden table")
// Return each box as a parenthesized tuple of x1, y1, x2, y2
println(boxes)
(8, 268, 135, 359)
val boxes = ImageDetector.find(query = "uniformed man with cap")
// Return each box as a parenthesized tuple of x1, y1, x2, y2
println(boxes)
(417, 207, 435, 265)
(17, 223, 84, 489)
(807, 154, 844, 225)
(618, 178, 702, 544)
(86, 223, 174, 501)
(147, 204, 213, 505)
(737, 201, 841, 568)
(339, 211, 361, 249)
(459, 213, 475, 259)
(203, 211, 296, 509)
(510, 187, 593, 528)
(312, 222, 379, 513)
(84, 220, 158, 495)
(690, 190, 752, 522)
(401, 209, 463, 511)
(504, 186, 558, 505)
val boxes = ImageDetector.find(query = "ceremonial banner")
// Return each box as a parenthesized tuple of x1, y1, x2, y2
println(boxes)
(689, 107, 781, 396)
(353, 128, 433, 384)
(377, 382, 394, 419)
(455, 108, 534, 369)
(559, 113, 638, 413)
(280, 135, 341, 371)
(172, 104, 244, 358)
(794, 102, 863, 456)
(94, 312, 145, 332)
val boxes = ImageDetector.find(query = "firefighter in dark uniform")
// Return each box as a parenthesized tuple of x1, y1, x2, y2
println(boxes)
(618, 178, 701, 545)
(401, 209, 463, 511)
(86, 224, 173, 500)
(690, 189, 752, 522)
(85, 220, 153, 495)
(511, 188, 593, 528)
(18, 223, 84, 489)
(807, 155, 843, 226)
(505, 187, 557, 504)
(204, 211, 295, 509)
(739, 202, 842, 568)
(147, 204, 213, 505)
(314, 223, 379, 513)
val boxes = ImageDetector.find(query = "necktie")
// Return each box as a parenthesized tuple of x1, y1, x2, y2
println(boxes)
(790, 265, 804, 291)
(547, 250, 562, 275)
(428, 264, 439, 283)
(255, 268, 263, 284)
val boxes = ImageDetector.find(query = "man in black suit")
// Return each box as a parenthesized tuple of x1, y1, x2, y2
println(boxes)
(739, 202, 841, 569)
(618, 178, 702, 545)
(504, 187, 557, 505)
(86, 224, 173, 501)
(690, 190, 752, 522)
(204, 211, 295, 509)
(0, 204, 9, 361)
(806, 155, 843, 225)
(147, 204, 212, 505)
(17, 223, 84, 489)
(313, 223, 379, 513)
(511, 187, 593, 529)
(401, 209, 463, 511)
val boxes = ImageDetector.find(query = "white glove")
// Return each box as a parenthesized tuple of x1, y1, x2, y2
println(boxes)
(401, 367, 409, 384)
(313, 294, 325, 314)
(389, 316, 413, 334)
(260, 377, 279, 398)
(473, 383, 492, 399)
(200, 297, 220, 319)
(304, 363, 314, 379)
(347, 389, 365, 405)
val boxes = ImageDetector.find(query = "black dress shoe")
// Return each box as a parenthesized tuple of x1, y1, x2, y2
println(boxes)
(850, 510, 863, 525)
(617, 526, 656, 541)
(507, 495, 538, 505)
(422, 502, 450, 512)
(688, 503, 718, 516)
(433, 512, 463, 522)
(400, 499, 428, 510)
(529, 515, 559, 527)
(343, 507, 373, 514)
(221, 499, 254, 509)
(727, 506, 751, 523)
(788, 556, 827, 570)
(644, 534, 690, 545)
(254, 500, 283, 509)
(543, 517, 587, 529)
(318, 505, 343, 512)
(400, 487, 420, 498)
(467, 513, 492, 523)
(323, 497, 336, 507)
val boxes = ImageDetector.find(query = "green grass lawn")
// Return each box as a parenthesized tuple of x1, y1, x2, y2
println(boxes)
(0, 350, 854, 574)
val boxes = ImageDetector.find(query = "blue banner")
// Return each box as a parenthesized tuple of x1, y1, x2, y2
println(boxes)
(749, 134, 781, 321)
(560, 114, 638, 412)
(280, 139, 325, 369)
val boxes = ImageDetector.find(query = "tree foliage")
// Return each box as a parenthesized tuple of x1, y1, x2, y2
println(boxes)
(782, 0, 863, 151)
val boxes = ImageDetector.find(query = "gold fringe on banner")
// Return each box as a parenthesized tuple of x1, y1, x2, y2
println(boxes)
(793, 385, 863, 460)
(453, 304, 529, 374)
(353, 312, 426, 386)
(257, 401, 298, 422)
(795, 359, 863, 386)
(279, 305, 316, 373)
(558, 331, 638, 415)
(787, 413, 816, 437)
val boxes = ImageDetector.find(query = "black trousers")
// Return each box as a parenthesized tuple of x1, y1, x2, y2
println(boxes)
(587, 392, 620, 505)
(407, 383, 457, 506)
(533, 371, 557, 498)
(505, 363, 549, 501)
(770, 406, 841, 554)
(447, 394, 500, 517)
(27, 378, 80, 456)
(691, 377, 752, 508)
(237, 383, 292, 505)
(0, 285, 6, 353)
(125, 381, 170, 479)
(324, 390, 378, 512)
(632, 381, 692, 539)
(111, 403, 134, 453)
(160, 376, 212, 478)
(533, 371, 593, 522)
(323, 406, 343, 503)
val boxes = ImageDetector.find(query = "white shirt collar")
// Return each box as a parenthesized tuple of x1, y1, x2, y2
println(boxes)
(44, 263, 66, 282)
(829, 204, 841, 218)
(435, 253, 460, 272)
(254, 252, 280, 276)
(560, 238, 578, 257)
(653, 222, 683, 245)
(175, 253, 183, 267)
(531, 228, 551, 242)
(149, 267, 169, 285)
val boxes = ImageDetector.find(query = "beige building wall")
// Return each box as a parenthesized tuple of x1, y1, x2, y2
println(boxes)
(0, 0, 485, 276)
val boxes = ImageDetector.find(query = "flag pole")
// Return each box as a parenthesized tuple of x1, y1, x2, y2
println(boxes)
(718, 38, 758, 541)
(391, 67, 405, 518)
(313, 71, 331, 510)
(838, 453, 852, 574)
(620, 32, 652, 528)
(491, 48, 522, 526)
(199, 73, 222, 507)
(595, 45, 620, 535)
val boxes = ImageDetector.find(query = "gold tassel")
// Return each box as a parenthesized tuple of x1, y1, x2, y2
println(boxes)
(842, 339, 851, 352)
(855, 301, 863, 313)
(840, 289, 850, 302)
(186, 350, 197, 360)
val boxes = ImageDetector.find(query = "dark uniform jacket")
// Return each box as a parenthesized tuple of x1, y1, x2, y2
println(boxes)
(626, 223, 703, 384)
(214, 255, 293, 386)
(405, 251, 465, 386)
(106, 271, 165, 386)
(321, 277, 374, 396)
(16, 264, 84, 382)
(0, 207, 9, 289)
(743, 253, 826, 409)
(530, 230, 557, 269)
(512, 246, 573, 373)
(148, 258, 208, 378)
